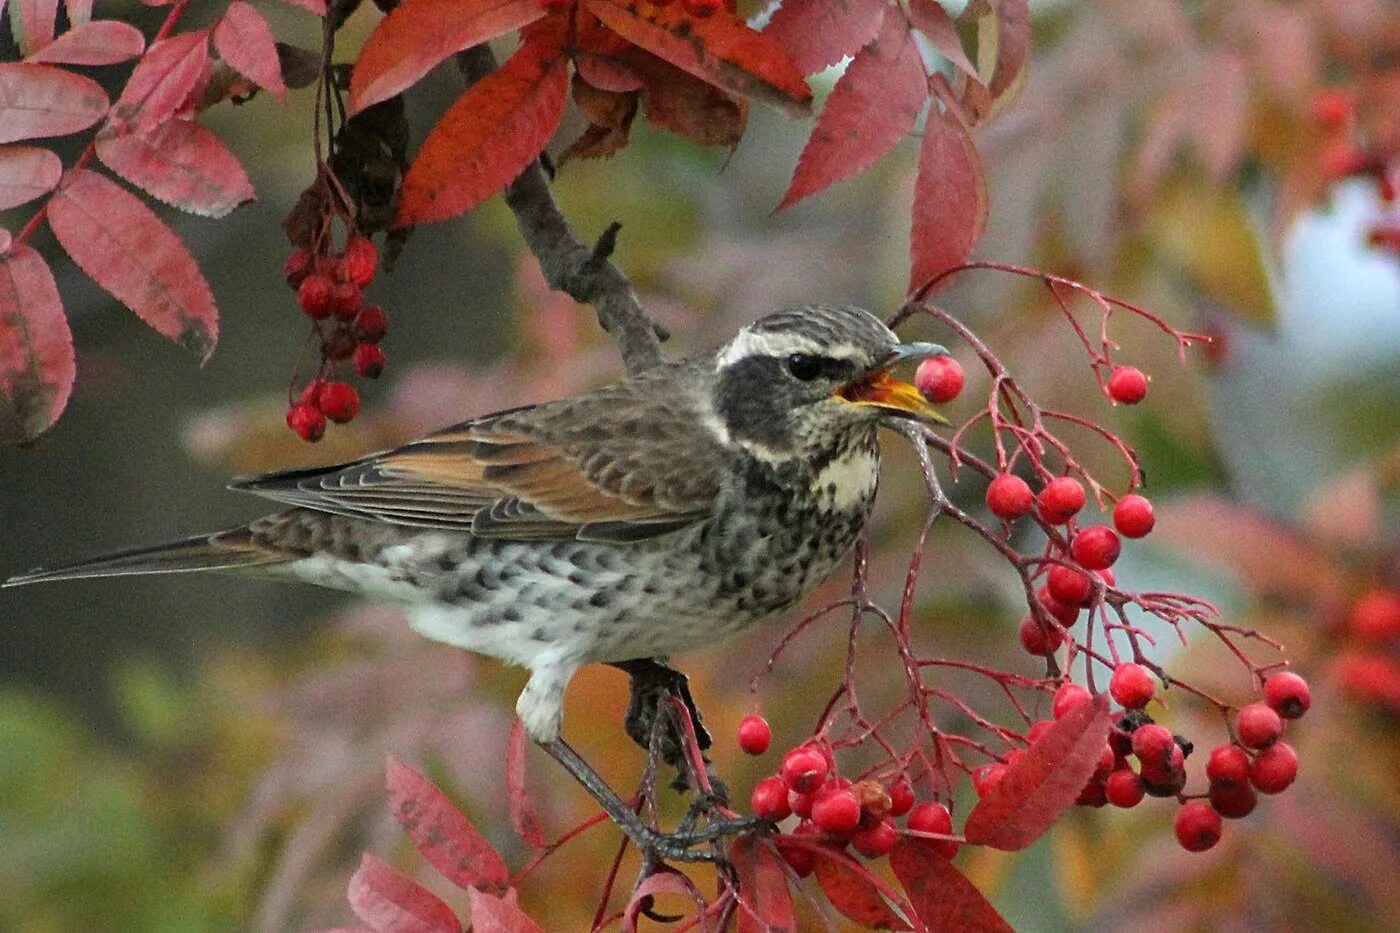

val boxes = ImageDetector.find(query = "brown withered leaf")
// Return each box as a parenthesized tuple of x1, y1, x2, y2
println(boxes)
(620, 49, 746, 149)
(560, 75, 638, 164)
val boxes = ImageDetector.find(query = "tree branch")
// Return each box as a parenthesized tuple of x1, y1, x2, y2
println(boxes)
(454, 46, 668, 375)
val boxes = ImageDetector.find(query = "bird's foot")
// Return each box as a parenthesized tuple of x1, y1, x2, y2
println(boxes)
(613, 658, 713, 764)
(636, 814, 768, 865)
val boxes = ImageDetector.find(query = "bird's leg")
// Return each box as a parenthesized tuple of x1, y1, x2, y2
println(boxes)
(610, 658, 727, 803)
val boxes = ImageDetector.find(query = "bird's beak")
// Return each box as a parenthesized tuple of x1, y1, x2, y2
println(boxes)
(835, 342, 950, 424)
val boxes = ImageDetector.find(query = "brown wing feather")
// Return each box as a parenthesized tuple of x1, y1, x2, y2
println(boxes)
(232, 356, 726, 541)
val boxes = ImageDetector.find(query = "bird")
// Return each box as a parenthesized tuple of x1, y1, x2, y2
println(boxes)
(5, 304, 945, 855)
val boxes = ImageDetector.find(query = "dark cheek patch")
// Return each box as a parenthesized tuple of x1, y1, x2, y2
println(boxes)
(715, 356, 798, 449)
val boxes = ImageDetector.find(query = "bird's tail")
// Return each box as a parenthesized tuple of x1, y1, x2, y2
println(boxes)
(3, 527, 289, 587)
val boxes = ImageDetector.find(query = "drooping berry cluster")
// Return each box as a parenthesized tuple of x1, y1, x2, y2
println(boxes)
(282, 235, 388, 441)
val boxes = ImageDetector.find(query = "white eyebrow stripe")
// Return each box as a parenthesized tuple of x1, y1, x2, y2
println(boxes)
(716, 329, 867, 369)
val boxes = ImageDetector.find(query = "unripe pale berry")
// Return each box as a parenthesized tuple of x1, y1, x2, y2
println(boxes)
(1209, 781, 1257, 819)
(914, 356, 964, 404)
(906, 801, 957, 858)
(1174, 800, 1222, 852)
(1113, 494, 1155, 538)
(1249, 741, 1297, 794)
(1104, 767, 1145, 808)
(286, 402, 325, 441)
(1037, 477, 1086, 524)
(342, 237, 378, 288)
(1236, 703, 1283, 749)
(751, 776, 790, 821)
(1205, 744, 1250, 789)
(1052, 683, 1091, 719)
(317, 381, 360, 423)
(737, 715, 771, 755)
(1019, 615, 1063, 656)
(1107, 365, 1149, 404)
(1264, 671, 1311, 719)
(811, 787, 862, 835)
(1048, 564, 1093, 606)
(887, 778, 915, 817)
(1071, 525, 1121, 570)
(986, 474, 1034, 519)
(780, 748, 828, 794)
(353, 343, 386, 379)
(851, 818, 897, 858)
(1110, 662, 1154, 709)
(298, 274, 334, 319)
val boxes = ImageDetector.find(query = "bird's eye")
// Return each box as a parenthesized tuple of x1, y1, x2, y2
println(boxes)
(786, 354, 823, 381)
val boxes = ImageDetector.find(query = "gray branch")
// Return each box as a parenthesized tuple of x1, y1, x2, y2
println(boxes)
(454, 46, 668, 375)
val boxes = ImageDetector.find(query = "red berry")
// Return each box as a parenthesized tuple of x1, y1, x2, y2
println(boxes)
(342, 237, 378, 288)
(1026, 719, 1055, 743)
(1104, 767, 1145, 808)
(299, 379, 325, 407)
(1037, 477, 1086, 524)
(1019, 614, 1063, 656)
(789, 789, 814, 819)
(317, 381, 360, 424)
(1113, 494, 1155, 538)
(1174, 800, 1222, 852)
(1107, 365, 1149, 404)
(1334, 650, 1400, 705)
(1139, 741, 1184, 786)
(353, 342, 386, 379)
(1094, 744, 1116, 777)
(1131, 724, 1174, 766)
(354, 305, 389, 343)
(1076, 777, 1107, 807)
(1110, 663, 1155, 709)
(284, 248, 312, 286)
(682, 0, 721, 14)
(737, 715, 771, 755)
(971, 763, 1005, 797)
(907, 801, 958, 858)
(750, 776, 791, 821)
(780, 748, 828, 794)
(986, 473, 1035, 520)
(1349, 589, 1400, 641)
(1048, 564, 1093, 606)
(1036, 586, 1080, 626)
(780, 823, 818, 877)
(1206, 744, 1250, 789)
(1249, 741, 1297, 794)
(1263, 671, 1311, 719)
(1209, 781, 1257, 819)
(1052, 683, 1091, 719)
(887, 778, 915, 817)
(1236, 703, 1283, 749)
(811, 787, 862, 835)
(1309, 88, 1353, 128)
(851, 818, 897, 858)
(914, 356, 964, 404)
(1071, 526, 1121, 571)
(286, 402, 325, 442)
(298, 274, 334, 319)
(330, 282, 362, 321)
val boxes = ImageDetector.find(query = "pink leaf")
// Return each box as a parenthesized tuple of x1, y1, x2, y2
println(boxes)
(0, 244, 73, 441)
(983, 0, 1029, 103)
(963, 693, 1112, 850)
(0, 144, 62, 209)
(349, 0, 545, 114)
(908, 0, 978, 82)
(385, 756, 510, 894)
(347, 853, 462, 933)
(25, 20, 145, 65)
(0, 63, 109, 144)
(762, 0, 886, 75)
(110, 30, 209, 135)
(730, 836, 796, 933)
(623, 869, 708, 930)
(47, 168, 218, 360)
(95, 120, 254, 218)
(65, 0, 92, 25)
(213, 2, 286, 100)
(778, 8, 927, 210)
(890, 839, 1012, 932)
(506, 719, 546, 849)
(908, 97, 987, 295)
(9, 0, 59, 55)
(466, 889, 543, 933)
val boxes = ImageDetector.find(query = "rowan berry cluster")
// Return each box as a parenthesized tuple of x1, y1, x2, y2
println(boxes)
(281, 235, 389, 441)
(740, 723, 958, 869)
(1310, 87, 1399, 254)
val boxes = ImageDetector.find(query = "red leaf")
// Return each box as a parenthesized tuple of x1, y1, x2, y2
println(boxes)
(0, 244, 73, 441)
(0, 144, 62, 209)
(347, 853, 462, 933)
(729, 836, 796, 933)
(623, 869, 707, 929)
(586, 0, 811, 117)
(65, 0, 93, 25)
(778, 8, 926, 210)
(395, 35, 567, 226)
(213, 2, 286, 100)
(908, 0, 978, 83)
(889, 839, 1012, 933)
(466, 889, 543, 933)
(47, 168, 218, 360)
(506, 719, 546, 849)
(110, 30, 209, 135)
(25, 20, 145, 65)
(982, 0, 1029, 103)
(9, 0, 58, 55)
(787, 841, 911, 930)
(908, 98, 986, 295)
(349, 0, 545, 114)
(575, 54, 643, 93)
(963, 693, 1111, 850)
(762, 0, 885, 76)
(95, 120, 254, 218)
(385, 756, 510, 893)
(0, 63, 109, 144)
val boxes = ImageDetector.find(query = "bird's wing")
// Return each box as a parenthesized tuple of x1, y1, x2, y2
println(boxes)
(232, 361, 727, 541)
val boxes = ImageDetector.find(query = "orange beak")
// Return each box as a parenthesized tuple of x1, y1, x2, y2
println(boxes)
(837, 368, 949, 425)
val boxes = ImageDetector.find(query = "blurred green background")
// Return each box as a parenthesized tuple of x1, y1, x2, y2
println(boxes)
(3, 0, 1400, 930)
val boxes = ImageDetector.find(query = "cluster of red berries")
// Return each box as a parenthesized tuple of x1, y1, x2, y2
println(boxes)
(737, 717, 958, 871)
(282, 236, 388, 441)
(1309, 88, 1399, 252)
(1334, 587, 1400, 712)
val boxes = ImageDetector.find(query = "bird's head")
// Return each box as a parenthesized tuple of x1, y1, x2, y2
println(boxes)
(710, 305, 947, 459)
